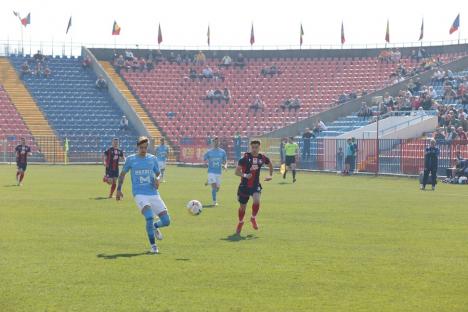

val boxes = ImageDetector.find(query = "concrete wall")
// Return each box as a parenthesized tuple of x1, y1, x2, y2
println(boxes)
(382, 116, 437, 139)
(262, 54, 468, 138)
(81, 47, 150, 138)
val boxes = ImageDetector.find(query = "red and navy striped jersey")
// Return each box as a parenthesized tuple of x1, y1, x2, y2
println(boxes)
(104, 147, 124, 170)
(238, 152, 270, 187)
(15, 145, 31, 164)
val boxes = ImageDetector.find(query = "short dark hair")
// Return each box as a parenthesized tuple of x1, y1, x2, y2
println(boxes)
(250, 140, 261, 145)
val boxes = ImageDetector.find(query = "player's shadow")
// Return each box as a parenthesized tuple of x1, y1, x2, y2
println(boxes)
(203, 204, 216, 208)
(3, 184, 19, 187)
(278, 181, 289, 185)
(96, 252, 151, 260)
(90, 197, 111, 200)
(221, 233, 258, 242)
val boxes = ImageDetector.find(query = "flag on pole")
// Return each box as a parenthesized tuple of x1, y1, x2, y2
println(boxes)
(66, 16, 72, 34)
(449, 14, 460, 34)
(158, 23, 163, 44)
(300, 24, 304, 46)
(207, 25, 210, 46)
(13, 11, 21, 19)
(250, 23, 255, 45)
(341, 21, 345, 44)
(21, 13, 31, 27)
(112, 20, 121, 35)
(419, 18, 424, 40)
(385, 19, 390, 43)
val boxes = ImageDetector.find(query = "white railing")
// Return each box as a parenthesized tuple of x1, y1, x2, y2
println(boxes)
(1, 38, 468, 57)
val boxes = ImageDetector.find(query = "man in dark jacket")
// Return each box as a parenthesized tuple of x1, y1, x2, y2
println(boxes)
(421, 139, 439, 191)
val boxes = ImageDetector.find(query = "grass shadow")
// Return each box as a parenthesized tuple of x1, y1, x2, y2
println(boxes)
(220, 233, 258, 242)
(97, 252, 151, 259)
(175, 258, 190, 261)
(277, 181, 289, 185)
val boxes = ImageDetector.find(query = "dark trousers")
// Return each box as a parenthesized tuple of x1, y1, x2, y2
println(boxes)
(423, 167, 437, 187)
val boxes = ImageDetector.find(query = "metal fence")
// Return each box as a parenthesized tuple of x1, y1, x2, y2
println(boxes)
(2, 134, 467, 176)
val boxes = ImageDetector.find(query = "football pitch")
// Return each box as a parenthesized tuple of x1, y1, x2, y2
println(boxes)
(1, 164, 467, 312)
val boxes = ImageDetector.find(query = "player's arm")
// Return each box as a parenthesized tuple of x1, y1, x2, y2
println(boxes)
(235, 164, 251, 179)
(116, 171, 126, 200)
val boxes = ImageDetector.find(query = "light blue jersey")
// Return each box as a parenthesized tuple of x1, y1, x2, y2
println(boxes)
(122, 153, 160, 196)
(204, 148, 227, 174)
(156, 145, 169, 162)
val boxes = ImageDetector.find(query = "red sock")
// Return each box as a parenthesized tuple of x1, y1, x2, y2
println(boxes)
(110, 183, 116, 197)
(19, 173, 25, 182)
(238, 207, 245, 222)
(252, 203, 260, 218)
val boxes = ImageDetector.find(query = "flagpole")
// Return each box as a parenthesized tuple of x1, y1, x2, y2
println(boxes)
(21, 26, 24, 56)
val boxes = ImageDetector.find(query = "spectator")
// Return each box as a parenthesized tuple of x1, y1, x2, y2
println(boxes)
(175, 54, 182, 65)
(280, 99, 291, 112)
(338, 93, 348, 104)
(123, 59, 132, 73)
(234, 53, 246, 69)
(219, 55, 232, 67)
(131, 58, 139, 72)
(119, 115, 129, 131)
(82, 56, 92, 70)
(146, 58, 154, 71)
(206, 89, 215, 104)
(290, 97, 301, 113)
(317, 120, 327, 131)
(223, 88, 231, 104)
(456, 127, 467, 143)
(445, 126, 457, 143)
(202, 67, 213, 79)
(194, 51, 206, 65)
(421, 139, 439, 190)
(233, 132, 242, 160)
(213, 89, 223, 104)
(114, 55, 125, 73)
(301, 128, 314, 160)
(261, 65, 280, 77)
(95, 75, 108, 91)
(336, 147, 344, 173)
(167, 52, 177, 64)
(33, 50, 44, 73)
(20, 61, 31, 78)
(154, 50, 164, 65)
(43, 66, 51, 78)
(357, 103, 372, 119)
(434, 128, 446, 142)
(189, 68, 198, 79)
(250, 95, 264, 113)
(124, 50, 134, 60)
(137, 57, 146, 72)
(343, 138, 356, 175)
(443, 85, 457, 101)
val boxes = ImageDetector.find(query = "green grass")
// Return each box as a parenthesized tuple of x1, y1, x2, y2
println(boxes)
(1, 164, 468, 312)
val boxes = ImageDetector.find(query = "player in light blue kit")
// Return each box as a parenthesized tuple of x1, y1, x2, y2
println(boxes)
(203, 137, 227, 206)
(116, 136, 171, 254)
(155, 138, 169, 182)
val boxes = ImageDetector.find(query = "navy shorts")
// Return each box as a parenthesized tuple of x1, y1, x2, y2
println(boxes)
(106, 168, 119, 178)
(237, 184, 262, 204)
(285, 155, 296, 166)
(17, 162, 27, 171)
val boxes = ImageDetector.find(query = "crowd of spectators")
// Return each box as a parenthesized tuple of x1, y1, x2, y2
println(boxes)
(20, 50, 52, 78)
(204, 88, 231, 104)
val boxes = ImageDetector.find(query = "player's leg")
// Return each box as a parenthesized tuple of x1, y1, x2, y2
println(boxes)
(291, 162, 297, 182)
(236, 186, 249, 234)
(18, 165, 26, 185)
(151, 195, 170, 241)
(431, 167, 437, 190)
(422, 168, 429, 190)
(16, 166, 22, 185)
(250, 192, 261, 230)
(109, 177, 117, 198)
(142, 206, 158, 253)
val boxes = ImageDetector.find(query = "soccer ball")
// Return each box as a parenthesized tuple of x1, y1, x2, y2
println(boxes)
(187, 200, 203, 215)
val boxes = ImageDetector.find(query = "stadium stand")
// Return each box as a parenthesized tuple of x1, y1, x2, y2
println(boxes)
(9, 55, 138, 156)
